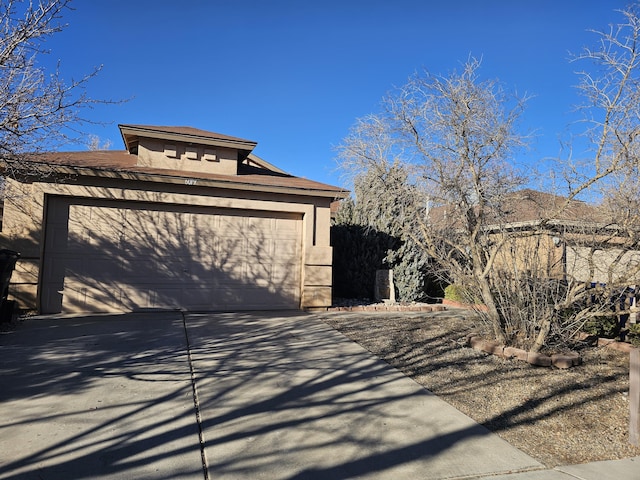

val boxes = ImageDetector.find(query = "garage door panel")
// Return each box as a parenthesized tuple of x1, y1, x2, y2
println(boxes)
(246, 216, 274, 233)
(247, 239, 274, 260)
(217, 275, 248, 288)
(246, 263, 273, 287)
(214, 286, 294, 309)
(215, 287, 243, 306)
(180, 287, 217, 310)
(218, 221, 242, 239)
(243, 286, 298, 308)
(275, 286, 300, 303)
(70, 205, 121, 236)
(63, 280, 123, 313)
(126, 258, 164, 279)
(41, 197, 302, 313)
(274, 238, 302, 258)
(210, 268, 236, 283)
(217, 236, 245, 257)
(125, 288, 156, 310)
(62, 256, 85, 277)
(148, 288, 182, 309)
(82, 255, 120, 280)
(68, 233, 118, 255)
(272, 264, 300, 284)
(275, 218, 301, 236)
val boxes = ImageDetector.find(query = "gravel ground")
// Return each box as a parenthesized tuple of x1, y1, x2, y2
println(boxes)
(319, 308, 640, 468)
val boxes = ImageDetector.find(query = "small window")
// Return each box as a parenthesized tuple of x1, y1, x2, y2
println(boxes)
(204, 149, 218, 162)
(185, 147, 199, 160)
(164, 144, 178, 158)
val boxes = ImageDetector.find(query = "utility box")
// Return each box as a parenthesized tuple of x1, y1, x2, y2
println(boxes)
(375, 269, 396, 304)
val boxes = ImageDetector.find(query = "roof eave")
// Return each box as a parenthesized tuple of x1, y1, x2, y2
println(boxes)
(484, 218, 615, 232)
(118, 124, 258, 155)
(245, 153, 289, 175)
(35, 164, 350, 200)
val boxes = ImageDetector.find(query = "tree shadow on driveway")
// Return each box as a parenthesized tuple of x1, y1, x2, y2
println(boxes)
(0, 311, 540, 480)
(186, 312, 541, 479)
(0, 313, 204, 480)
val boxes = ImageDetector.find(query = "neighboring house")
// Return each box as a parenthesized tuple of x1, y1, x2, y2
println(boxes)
(432, 188, 640, 286)
(0, 124, 348, 314)
(488, 189, 640, 285)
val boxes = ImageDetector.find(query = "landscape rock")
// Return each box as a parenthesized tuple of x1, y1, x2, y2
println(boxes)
(504, 346, 528, 361)
(527, 351, 553, 367)
(551, 352, 581, 369)
(597, 337, 616, 347)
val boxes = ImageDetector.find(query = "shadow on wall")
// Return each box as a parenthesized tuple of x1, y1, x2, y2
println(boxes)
(33, 193, 303, 314)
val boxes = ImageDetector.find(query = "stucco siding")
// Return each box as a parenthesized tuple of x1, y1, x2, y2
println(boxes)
(566, 245, 640, 284)
(1, 177, 335, 312)
(136, 138, 238, 175)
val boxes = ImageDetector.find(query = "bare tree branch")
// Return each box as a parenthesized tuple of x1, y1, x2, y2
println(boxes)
(337, 4, 640, 353)
(0, 0, 120, 179)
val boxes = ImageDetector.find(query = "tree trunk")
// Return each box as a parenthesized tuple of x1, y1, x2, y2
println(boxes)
(478, 277, 507, 344)
(530, 315, 552, 353)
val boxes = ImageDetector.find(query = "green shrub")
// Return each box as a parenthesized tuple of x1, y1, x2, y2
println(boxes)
(581, 314, 619, 338)
(331, 221, 436, 303)
(331, 165, 437, 303)
(629, 323, 640, 347)
(444, 284, 466, 302)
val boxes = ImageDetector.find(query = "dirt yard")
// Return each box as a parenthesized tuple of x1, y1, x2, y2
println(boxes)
(319, 308, 640, 468)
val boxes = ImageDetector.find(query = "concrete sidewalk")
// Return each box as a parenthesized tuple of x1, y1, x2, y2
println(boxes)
(476, 456, 640, 479)
(0, 311, 637, 479)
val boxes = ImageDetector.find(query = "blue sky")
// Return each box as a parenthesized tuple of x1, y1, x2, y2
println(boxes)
(44, 0, 629, 188)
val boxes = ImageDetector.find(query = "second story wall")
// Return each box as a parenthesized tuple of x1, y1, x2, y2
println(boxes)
(136, 138, 239, 175)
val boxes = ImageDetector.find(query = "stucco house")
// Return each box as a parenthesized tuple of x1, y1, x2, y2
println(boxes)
(0, 124, 348, 314)
(430, 188, 640, 287)
(485, 189, 640, 286)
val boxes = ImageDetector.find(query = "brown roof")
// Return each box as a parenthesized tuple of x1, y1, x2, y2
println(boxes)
(119, 124, 256, 145)
(22, 150, 349, 199)
(429, 188, 605, 229)
(118, 124, 259, 157)
(495, 189, 604, 224)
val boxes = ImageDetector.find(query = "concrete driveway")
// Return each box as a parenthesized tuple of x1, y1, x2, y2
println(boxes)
(0, 311, 543, 479)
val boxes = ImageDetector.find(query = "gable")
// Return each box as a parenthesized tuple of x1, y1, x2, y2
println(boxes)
(119, 124, 261, 177)
(135, 136, 240, 175)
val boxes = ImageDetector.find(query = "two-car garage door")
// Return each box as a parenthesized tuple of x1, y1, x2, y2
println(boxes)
(41, 196, 303, 313)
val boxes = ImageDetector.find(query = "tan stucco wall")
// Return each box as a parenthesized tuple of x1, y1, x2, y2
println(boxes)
(1, 176, 335, 311)
(566, 245, 640, 284)
(491, 232, 565, 280)
(136, 138, 239, 175)
(489, 230, 640, 287)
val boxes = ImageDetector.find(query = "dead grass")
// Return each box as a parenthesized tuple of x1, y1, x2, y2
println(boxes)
(319, 308, 640, 468)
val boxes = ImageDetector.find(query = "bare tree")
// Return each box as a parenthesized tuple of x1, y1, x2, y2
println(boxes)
(86, 134, 111, 151)
(338, 3, 640, 353)
(339, 58, 529, 344)
(0, 0, 111, 177)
